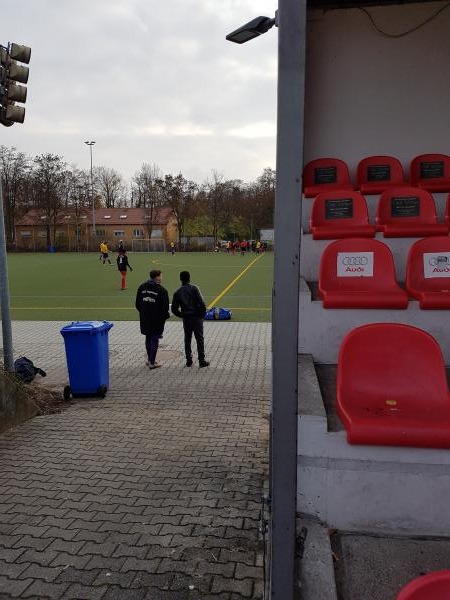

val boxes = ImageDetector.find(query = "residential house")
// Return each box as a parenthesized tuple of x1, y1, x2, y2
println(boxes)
(14, 207, 177, 252)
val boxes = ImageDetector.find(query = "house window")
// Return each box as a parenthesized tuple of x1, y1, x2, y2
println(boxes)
(96, 229, 106, 237)
(20, 231, 31, 237)
(38, 231, 47, 238)
(114, 230, 125, 237)
(151, 229, 162, 238)
(133, 229, 143, 237)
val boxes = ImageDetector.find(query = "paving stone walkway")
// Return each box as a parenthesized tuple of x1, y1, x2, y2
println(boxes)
(0, 321, 271, 599)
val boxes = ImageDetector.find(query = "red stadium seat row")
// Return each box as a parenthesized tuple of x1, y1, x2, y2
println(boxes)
(337, 323, 450, 449)
(310, 188, 450, 240)
(396, 570, 450, 599)
(319, 237, 450, 309)
(303, 154, 450, 198)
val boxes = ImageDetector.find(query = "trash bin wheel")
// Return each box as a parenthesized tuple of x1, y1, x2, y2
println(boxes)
(97, 385, 107, 398)
(63, 385, 71, 400)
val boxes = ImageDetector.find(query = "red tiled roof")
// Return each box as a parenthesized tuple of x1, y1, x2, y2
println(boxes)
(16, 207, 173, 227)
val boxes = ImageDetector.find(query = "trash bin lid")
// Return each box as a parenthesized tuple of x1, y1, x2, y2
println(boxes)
(60, 321, 113, 335)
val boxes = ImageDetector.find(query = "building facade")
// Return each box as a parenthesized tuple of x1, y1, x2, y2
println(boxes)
(14, 207, 177, 252)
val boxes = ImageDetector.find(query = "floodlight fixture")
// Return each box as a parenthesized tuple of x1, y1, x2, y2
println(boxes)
(226, 15, 277, 44)
(0, 41, 31, 126)
(84, 141, 96, 236)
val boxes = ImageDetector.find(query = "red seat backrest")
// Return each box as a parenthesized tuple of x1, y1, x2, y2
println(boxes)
(303, 158, 351, 192)
(338, 324, 449, 420)
(319, 238, 399, 293)
(396, 570, 450, 600)
(357, 155, 404, 189)
(446, 194, 450, 225)
(311, 190, 370, 229)
(410, 154, 450, 186)
(376, 186, 438, 227)
(406, 237, 450, 293)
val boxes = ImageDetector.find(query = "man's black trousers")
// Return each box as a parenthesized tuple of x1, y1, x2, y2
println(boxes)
(182, 316, 205, 362)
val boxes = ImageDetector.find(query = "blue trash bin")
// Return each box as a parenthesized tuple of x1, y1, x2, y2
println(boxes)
(60, 321, 113, 399)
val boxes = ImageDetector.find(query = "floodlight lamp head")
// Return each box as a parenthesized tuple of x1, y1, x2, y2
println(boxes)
(226, 15, 276, 44)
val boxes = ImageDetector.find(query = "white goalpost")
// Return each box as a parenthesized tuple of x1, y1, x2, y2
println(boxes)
(131, 239, 166, 253)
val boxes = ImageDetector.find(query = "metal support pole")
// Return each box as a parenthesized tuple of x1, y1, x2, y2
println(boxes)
(0, 179, 14, 371)
(90, 145, 95, 236)
(85, 141, 96, 238)
(270, 0, 306, 598)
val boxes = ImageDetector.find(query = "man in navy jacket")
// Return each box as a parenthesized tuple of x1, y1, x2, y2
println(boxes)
(135, 269, 170, 369)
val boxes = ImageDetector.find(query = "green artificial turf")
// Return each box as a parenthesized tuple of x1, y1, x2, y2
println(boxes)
(7, 251, 273, 322)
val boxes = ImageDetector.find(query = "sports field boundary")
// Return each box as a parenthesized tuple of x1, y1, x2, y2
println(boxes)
(207, 253, 264, 308)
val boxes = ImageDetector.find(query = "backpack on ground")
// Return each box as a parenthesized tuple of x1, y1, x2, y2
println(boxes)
(14, 357, 47, 384)
(204, 307, 232, 320)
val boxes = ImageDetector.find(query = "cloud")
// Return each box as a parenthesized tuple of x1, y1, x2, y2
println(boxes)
(2, 0, 278, 183)
(226, 121, 276, 139)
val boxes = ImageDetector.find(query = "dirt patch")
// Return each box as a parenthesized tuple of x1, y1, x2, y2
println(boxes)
(25, 384, 68, 415)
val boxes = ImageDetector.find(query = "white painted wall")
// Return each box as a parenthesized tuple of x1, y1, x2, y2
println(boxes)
(304, 2, 450, 182)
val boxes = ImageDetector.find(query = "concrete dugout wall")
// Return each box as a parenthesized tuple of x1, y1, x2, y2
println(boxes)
(304, 1, 450, 176)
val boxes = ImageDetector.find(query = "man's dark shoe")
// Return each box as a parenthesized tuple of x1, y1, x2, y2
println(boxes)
(199, 361, 210, 368)
(186, 359, 193, 367)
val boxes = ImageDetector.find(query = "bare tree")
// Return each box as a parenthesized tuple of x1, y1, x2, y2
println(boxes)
(131, 164, 163, 239)
(205, 170, 227, 246)
(0, 146, 30, 245)
(247, 167, 276, 233)
(33, 153, 66, 247)
(95, 166, 126, 208)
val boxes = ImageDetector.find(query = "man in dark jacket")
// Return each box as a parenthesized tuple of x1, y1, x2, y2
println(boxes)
(135, 269, 170, 369)
(171, 271, 209, 368)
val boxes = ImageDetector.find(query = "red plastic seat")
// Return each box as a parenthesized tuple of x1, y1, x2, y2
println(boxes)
(396, 570, 450, 600)
(310, 190, 375, 240)
(337, 323, 450, 448)
(303, 158, 353, 198)
(319, 238, 408, 308)
(446, 193, 450, 226)
(357, 155, 405, 195)
(410, 153, 450, 192)
(406, 237, 450, 309)
(376, 186, 448, 237)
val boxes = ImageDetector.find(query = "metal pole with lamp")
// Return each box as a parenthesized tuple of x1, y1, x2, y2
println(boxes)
(84, 141, 96, 241)
(226, 2, 307, 596)
(0, 180, 14, 371)
(0, 40, 32, 371)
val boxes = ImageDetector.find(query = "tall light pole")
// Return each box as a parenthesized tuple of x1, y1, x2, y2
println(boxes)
(227, 3, 306, 598)
(0, 40, 31, 371)
(84, 141, 96, 240)
(0, 180, 14, 371)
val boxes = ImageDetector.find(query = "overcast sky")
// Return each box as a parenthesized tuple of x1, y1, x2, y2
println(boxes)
(2, 0, 278, 185)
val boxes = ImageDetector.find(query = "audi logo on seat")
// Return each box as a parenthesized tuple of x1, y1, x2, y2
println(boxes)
(342, 256, 369, 266)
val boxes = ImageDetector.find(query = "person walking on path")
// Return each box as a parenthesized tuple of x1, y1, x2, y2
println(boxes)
(116, 250, 133, 290)
(135, 269, 170, 369)
(100, 241, 112, 264)
(170, 241, 176, 255)
(171, 271, 209, 368)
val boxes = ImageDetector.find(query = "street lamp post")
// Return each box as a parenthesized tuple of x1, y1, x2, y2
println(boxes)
(0, 179, 14, 371)
(227, 2, 307, 598)
(84, 141, 96, 241)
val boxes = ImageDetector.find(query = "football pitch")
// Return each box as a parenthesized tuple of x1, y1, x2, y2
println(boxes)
(7, 251, 273, 322)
